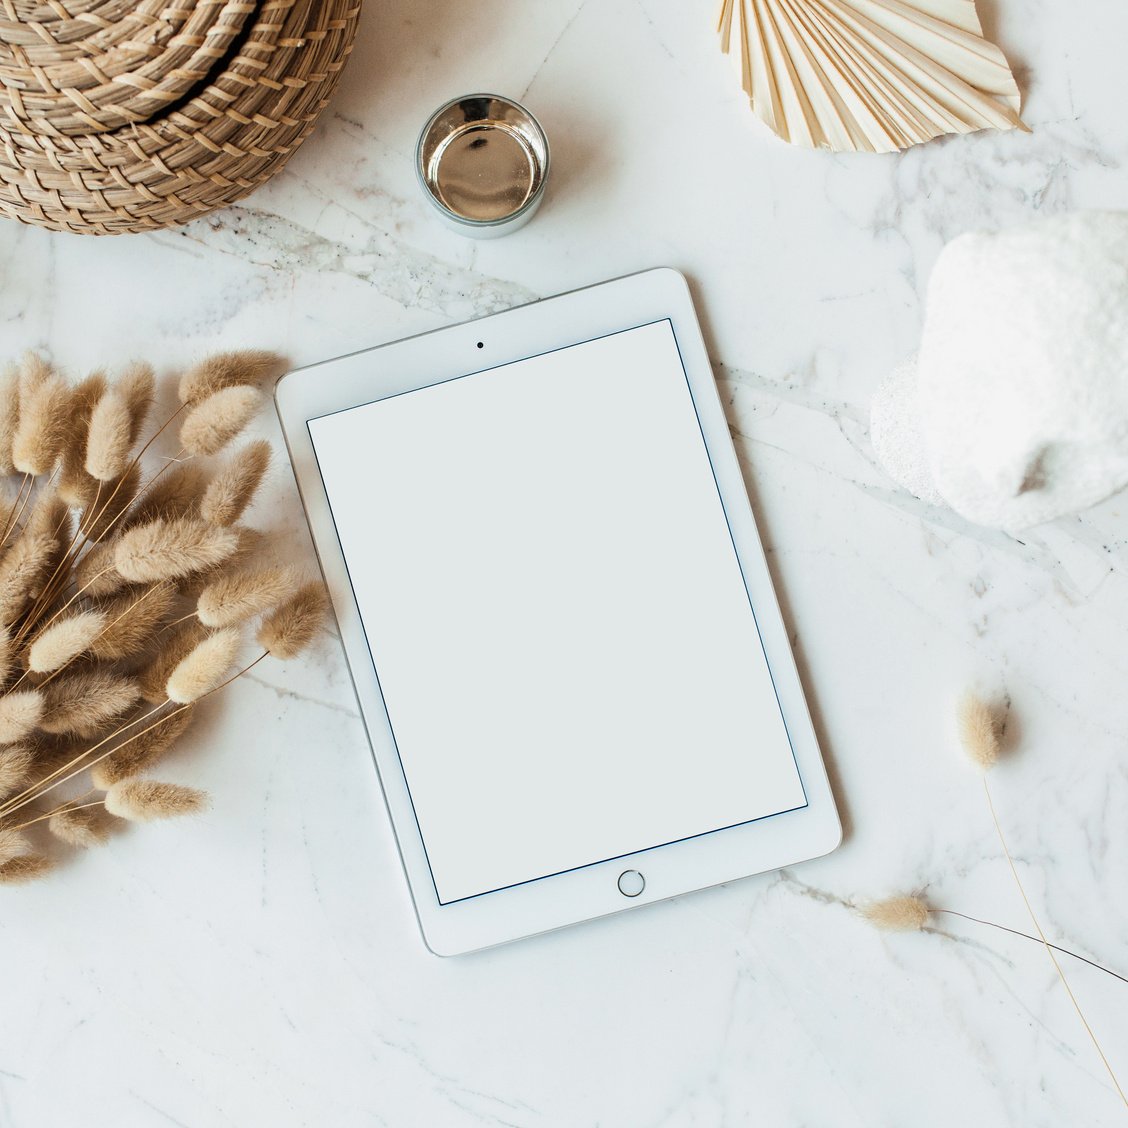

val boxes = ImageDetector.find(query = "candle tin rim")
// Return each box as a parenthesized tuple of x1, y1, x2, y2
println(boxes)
(415, 92, 551, 231)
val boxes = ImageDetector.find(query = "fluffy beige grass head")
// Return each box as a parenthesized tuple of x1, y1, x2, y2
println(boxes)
(958, 692, 1001, 771)
(118, 361, 155, 444)
(166, 629, 241, 703)
(115, 517, 238, 583)
(861, 894, 930, 932)
(75, 538, 127, 597)
(0, 527, 54, 624)
(92, 705, 195, 789)
(58, 371, 109, 505)
(179, 386, 261, 457)
(200, 440, 271, 526)
(256, 582, 328, 660)
(80, 463, 142, 542)
(179, 350, 284, 405)
(0, 745, 33, 799)
(0, 690, 44, 743)
(0, 364, 23, 475)
(28, 609, 108, 673)
(41, 671, 139, 738)
(197, 566, 297, 628)
(0, 853, 55, 883)
(85, 391, 134, 481)
(12, 373, 68, 475)
(48, 801, 115, 848)
(138, 622, 207, 704)
(0, 827, 29, 867)
(125, 462, 207, 529)
(104, 779, 207, 822)
(89, 581, 176, 660)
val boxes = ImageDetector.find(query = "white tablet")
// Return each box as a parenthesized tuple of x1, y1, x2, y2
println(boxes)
(276, 268, 840, 955)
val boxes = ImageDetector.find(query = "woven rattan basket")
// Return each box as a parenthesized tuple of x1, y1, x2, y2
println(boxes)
(0, 0, 361, 235)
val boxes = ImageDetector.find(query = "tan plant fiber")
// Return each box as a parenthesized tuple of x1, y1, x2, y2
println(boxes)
(125, 463, 207, 529)
(0, 626, 11, 685)
(85, 391, 134, 482)
(89, 582, 177, 661)
(0, 854, 55, 883)
(0, 365, 21, 476)
(105, 780, 207, 822)
(80, 464, 142, 542)
(28, 609, 108, 673)
(41, 672, 139, 738)
(48, 801, 115, 848)
(178, 526, 265, 599)
(116, 517, 238, 583)
(139, 622, 208, 705)
(0, 827, 28, 867)
(179, 352, 285, 406)
(0, 746, 33, 798)
(166, 629, 241, 704)
(198, 567, 297, 629)
(200, 441, 271, 526)
(862, 895, 930, 932)
(92, 706, 195, 789)
(74, 539, 125, 597)
(57, 372, 109, 506)
(257, 582, 329, 659)
(117, 364, 156, 445)
(958, 692, 1000, 771)
(0, 529, 54, 623)
(0, 691, 44, 743)
(12, 374, 69, 476)
(179, 387, 262, 457)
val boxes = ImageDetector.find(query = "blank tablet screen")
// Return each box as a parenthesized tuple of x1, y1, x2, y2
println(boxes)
(308, 320, 806, 905)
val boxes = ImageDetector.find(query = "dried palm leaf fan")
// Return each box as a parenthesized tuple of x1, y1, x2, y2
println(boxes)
(0, 0, 361, 235)
(717, 0, 1026, 153)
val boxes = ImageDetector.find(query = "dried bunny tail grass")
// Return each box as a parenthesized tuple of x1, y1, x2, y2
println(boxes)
(41, 671, 139, 738)
(179, 386, 262, 457)
(197, 565, 297, 628)
(18, 352, 52, 397)
(200, 440, 271, 526)
(12, 373, 69, 475)
(0, 624, 11, 685)
(178, 525, 264, 598)
(139, 621, 207, 704)
(105, 779, 207, 822)
(0, 364, 21, 476)
(89, 581, 176, 661)
(48, 800, 116, 848)
(75, 538, 126, 597)
(0, 528, 54, 624)
(80, 463, 141, 542)
(0, 827, 29, 866)
(0, 853, 55, 883)
(0, 745, 34, 798)
(861, 895, 930, 932)
(124, 462, 207, 529)
(116, 517, 238, 584)
(257, 582, 328, 659)
(117, 362, 155, 445)
(58, 371, 109, 506)
(85, 391, 134, 481)
(0, 689, 43, 743)
(166, 628, 241, 703)
(958, 691, 1000, 771)
(179, 350, 285, 406)
(28, 609, 107, 672)
(92, 705, 195, 789)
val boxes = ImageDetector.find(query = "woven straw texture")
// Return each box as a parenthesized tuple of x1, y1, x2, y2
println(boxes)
(0, 0, 361, 235)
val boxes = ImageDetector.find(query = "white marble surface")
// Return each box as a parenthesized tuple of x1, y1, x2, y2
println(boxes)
(2, 1, 1127, 1125)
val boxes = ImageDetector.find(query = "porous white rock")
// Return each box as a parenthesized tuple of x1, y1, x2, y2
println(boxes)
(871, 211, 1128, 532)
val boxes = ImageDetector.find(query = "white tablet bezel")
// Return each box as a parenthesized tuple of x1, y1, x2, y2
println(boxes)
(275, 268, 841, 955)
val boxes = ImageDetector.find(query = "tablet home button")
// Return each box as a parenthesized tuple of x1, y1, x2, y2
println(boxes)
(617, 870, 645, 897)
